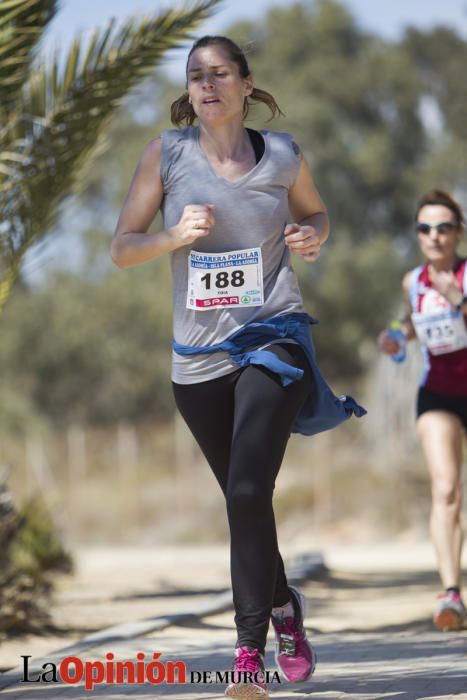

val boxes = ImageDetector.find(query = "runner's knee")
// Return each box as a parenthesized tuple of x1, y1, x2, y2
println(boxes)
(432, 479, 461, 507)
(226, 481, 272, 521)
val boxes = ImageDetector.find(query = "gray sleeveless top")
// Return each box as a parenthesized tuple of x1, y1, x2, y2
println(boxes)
(160, 126, 306, 384)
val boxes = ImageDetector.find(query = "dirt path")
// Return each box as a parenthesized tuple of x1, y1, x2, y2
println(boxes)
(1, 539, 466, 698)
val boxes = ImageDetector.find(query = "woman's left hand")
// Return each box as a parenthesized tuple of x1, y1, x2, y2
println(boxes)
(428, 267, 463, 307)
(284, 223, 321, 262)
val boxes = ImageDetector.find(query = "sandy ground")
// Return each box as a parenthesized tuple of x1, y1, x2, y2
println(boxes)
(2, 535, 464, 673)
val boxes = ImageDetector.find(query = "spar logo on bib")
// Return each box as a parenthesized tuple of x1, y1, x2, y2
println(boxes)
(196, 296, 240, 308)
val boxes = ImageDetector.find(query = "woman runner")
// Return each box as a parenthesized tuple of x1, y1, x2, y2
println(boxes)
(112, 35, 364, 698)
(378, 189, 467, 631)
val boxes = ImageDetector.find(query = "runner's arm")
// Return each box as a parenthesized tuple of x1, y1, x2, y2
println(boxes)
(287, 151, 329, 245)
(427, 267, 467, 317)
(400, 271, 417, 341)
(377, 272, 417, 354)
(112, 138, 181, 268)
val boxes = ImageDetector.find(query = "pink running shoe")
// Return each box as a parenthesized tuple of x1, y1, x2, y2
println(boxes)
(433, 591, 467, 631)
(225, 646, 268, 699)
(271, 585, 316, 682)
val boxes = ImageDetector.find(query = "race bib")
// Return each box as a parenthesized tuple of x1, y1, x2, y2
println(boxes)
(187, 247, 264, 310)
(411, 309, 467, 355)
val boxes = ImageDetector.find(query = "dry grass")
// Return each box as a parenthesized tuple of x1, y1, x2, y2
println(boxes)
(1, 350, 465, 547)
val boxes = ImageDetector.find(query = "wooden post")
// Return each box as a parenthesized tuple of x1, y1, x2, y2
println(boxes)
(67, 425, 87, 481)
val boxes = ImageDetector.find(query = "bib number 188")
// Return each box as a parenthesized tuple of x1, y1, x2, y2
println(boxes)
(200, 270, 245, 290)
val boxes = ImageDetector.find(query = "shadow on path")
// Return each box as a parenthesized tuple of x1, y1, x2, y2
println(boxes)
(2, 631, 466, 699)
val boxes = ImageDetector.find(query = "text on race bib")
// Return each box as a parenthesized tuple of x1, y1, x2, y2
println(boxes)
(187, 247, 264, 310)
(411, 309, 467, 355)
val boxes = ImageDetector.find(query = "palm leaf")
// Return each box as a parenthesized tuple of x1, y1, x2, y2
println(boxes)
(0, 0, 221, 310)
(0, 0, 58, 110)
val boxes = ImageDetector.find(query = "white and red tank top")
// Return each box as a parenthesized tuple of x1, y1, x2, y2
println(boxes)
(409, 258, 467, 396)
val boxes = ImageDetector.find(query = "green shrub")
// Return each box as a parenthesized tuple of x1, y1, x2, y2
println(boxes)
(0, 472, 73, 637)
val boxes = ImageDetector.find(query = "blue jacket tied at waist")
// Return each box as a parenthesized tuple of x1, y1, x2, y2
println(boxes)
(172, 313, 366, 436)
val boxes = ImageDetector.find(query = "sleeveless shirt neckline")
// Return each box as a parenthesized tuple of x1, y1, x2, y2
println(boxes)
(193, 126, 270, 188)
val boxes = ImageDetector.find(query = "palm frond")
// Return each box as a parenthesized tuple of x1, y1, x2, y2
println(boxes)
(0, 0, 58, 109)
(0, 0, 221, 311)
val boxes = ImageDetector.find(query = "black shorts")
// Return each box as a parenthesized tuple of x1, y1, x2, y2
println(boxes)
(417, 386, 467, 430)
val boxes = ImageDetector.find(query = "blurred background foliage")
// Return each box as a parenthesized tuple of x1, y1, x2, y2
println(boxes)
(1, 0, 467, 579)
(0, 0, 221, 636)
(1, 0, 467, 431)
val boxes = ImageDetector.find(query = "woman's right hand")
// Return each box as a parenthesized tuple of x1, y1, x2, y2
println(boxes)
(171, 204, 216, 248)
(377, 330, 400, 355)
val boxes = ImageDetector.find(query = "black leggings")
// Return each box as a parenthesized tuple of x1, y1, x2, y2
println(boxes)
(172, 343, 312, 654)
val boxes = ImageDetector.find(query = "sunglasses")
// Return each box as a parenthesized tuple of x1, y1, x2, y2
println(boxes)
(416, 221, 458, 235)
